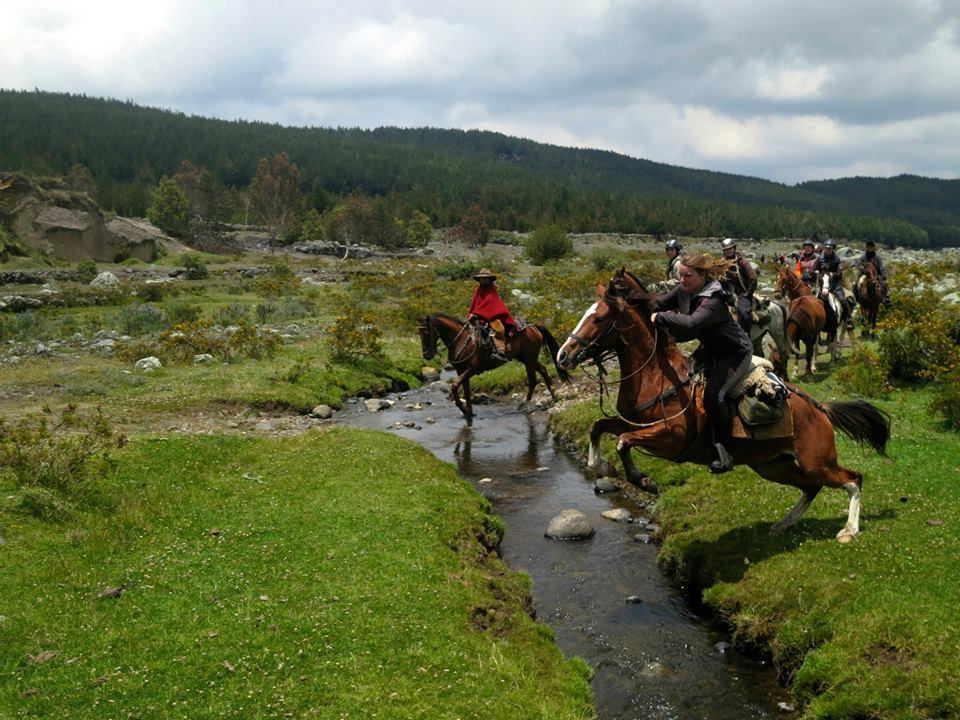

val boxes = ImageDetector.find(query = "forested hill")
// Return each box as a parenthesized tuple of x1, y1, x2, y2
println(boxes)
(1, 89, 958, 246)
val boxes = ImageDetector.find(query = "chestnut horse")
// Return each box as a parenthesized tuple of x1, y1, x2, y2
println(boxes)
(775, 267, 826, 376)
(856, 260, 882, 339)
(555, 270, 890, 542)
(417, 314, 570, 422)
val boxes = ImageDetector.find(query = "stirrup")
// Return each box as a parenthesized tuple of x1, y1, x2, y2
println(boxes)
(708, 443, 734, 474)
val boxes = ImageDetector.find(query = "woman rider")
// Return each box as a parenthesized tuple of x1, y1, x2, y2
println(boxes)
(650, 253, 753, 474)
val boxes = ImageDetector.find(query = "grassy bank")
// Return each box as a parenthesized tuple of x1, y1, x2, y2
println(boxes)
(1, 427, 592, 719)
(552, 376, 960, 719)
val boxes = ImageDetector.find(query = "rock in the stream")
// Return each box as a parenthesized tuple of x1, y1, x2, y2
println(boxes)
(363, 398, 393, 412)
(633, 533, 652, 544)
(545, 509, 595, 540)
(714, 641, 730, 654)
(594, 477, 619, 493)
(311, 404, 333, 419)
(134, 356, 162, 372)
(421, 366, 441, 382)
(601, 508, 633, 523)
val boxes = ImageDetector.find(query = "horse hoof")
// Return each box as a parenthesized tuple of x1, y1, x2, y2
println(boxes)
(836, 532, 855, 544)
(627, 474, 659, 495)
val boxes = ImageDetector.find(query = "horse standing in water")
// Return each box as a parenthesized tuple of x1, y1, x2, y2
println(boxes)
(417, 314, 570, 422)
(857, 260, 882, 339)
(555, 270, 890, 542)
(775, 267, 826, 377)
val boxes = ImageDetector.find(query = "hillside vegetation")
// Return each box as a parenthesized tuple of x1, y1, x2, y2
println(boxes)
(1, 90, 955, 247)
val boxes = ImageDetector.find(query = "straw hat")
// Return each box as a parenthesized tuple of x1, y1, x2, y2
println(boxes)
(473, 268, 497, 280)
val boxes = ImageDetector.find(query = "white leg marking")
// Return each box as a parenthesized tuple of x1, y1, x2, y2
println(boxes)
(588, 437, 601, 469)
(837, 482, 861, 541)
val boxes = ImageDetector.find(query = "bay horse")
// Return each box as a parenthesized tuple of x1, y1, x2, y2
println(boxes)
(555, 269, 890, 542)
(417, 314, 570, 422)
(775, 267, 826, 377)
(856, 260, 882, 339)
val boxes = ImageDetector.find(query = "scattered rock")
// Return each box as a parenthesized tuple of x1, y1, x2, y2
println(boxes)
(94, 329, 119, 340)
(254, 419, 276, 432)
(311, 404, 333, 419)
(90, 271, 119, 287)
(594, 477, 619, 493)
(478, 477, 493, 484)
(778, 701, 796, 712)
(364, 398, 393, 412)
(134, 356, 162, 372)
(625, 596, 643, 604)
(193, 353, 215, 364)
(28, 650, 59, 665)
(926, 518, 944, 527)
(421, 366, 441, 382)
(209, 528, 222, 537)
(98, 586, 124, 599)
(601, 508, 633, 523)
(714, 641, 730, 654)
(35, 342, 53, 356)
(546, 509, 595, 540)
(634, 533, 652, 544)
(283, 324, 301, 336)
(424, 416, 436, 424)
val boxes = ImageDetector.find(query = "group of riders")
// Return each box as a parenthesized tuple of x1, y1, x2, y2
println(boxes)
(462, 237, 890, 477)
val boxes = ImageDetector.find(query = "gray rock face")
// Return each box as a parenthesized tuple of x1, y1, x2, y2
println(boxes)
(0, 295, 44, 312)
(311, 404, 333, 419)
(134, 356, 162, 372)
(545, 509, 596, 540)
(90, 271, 119, 287)
(421, 366, 441, 382)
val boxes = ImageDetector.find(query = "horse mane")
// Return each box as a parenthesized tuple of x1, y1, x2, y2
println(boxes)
(429, 312, 465, 325)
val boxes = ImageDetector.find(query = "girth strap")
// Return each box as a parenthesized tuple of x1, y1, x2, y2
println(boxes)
(633, 375, 692, 415)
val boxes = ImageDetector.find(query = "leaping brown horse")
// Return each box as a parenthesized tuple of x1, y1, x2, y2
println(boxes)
(418, 314, 570, 422)
(775, 267, 827, 377)
(555, 269, 890, 542)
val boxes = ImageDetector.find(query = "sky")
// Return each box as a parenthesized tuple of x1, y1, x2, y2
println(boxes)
(3, 0, 960, 184)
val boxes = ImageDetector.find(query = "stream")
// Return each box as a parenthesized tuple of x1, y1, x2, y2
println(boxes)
(337, 380, 790, 720)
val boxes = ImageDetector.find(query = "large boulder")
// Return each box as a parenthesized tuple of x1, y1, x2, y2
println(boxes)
(0, 172, 165, 262)
(545, 509, 595, 540)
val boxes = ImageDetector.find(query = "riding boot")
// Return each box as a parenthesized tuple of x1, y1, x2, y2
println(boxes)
(708, 443, 734, 474)
(490, 336, 508, 363)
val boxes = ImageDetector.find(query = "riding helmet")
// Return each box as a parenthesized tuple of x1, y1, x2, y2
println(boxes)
(665, 238, 682, 251)
(823, 239, 837, 249)
(720, 237, 737, 250)
(802, 239, 814, 247)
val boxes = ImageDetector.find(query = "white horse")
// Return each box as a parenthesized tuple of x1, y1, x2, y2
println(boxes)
(819, 274, 856, 363)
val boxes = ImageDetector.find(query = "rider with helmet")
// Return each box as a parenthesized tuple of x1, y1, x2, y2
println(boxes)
(795, 239, 820, 288)
(819, 239, 854, 331)
(467, 269, 516, 362)
(719, 237, 758, 334)
(651, 252, 753, 475)
(854, 240, 891, 306)
(665, 238, 683, 285)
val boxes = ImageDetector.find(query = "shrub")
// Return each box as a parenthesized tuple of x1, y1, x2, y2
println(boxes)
(215, 302, 251, 326)
(525, 225, 573, 265)
(116, 303, 166, 336)
(327, 311, 384, 363)
(253, 261, 301, 298)
(435, 259, 481, 281)
(137, 281, 181, 302)
(930, 365, 960, 431)
(164, 297, 202, 325)
(182, 253, 209, 280)
(228, 321, 281, 361)
(586, 244, 630, 272)
(74, 260, 99, 283)
(877, 293, 960, 382)
(488, 231, 522, 246)
(404, 210, 433, 248)
(17, 487, 73, 522)
(0, 405, 120, 498)
(834, 346, 892, 398)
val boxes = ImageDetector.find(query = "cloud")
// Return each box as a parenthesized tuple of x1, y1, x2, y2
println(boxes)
(1, 0, 959, 183)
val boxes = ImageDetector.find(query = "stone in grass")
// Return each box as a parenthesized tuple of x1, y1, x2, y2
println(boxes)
(194, 353, 215, 364)
(601, 508, 633, 523)
(90, 271, 119, 287)
(421, 366, 441, 382)
(545, 509, 595, 540)
(311, 404, 333, 419)
(134, 356, 162, 372)
(594, 477, 619, 494)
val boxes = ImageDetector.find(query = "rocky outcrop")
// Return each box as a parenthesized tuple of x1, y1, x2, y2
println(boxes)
(0, 172, 171, 262)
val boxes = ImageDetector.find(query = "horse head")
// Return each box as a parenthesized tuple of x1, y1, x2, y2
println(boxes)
(556, 283, 628, 370)
(417, 316, 437, 360)
(774, 266, 790, 299)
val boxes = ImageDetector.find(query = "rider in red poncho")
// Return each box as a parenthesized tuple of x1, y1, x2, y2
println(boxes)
(468, 268, 516, 361)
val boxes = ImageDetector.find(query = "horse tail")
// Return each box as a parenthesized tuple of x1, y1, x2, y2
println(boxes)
(536, 324, 572, 384)
(823, 400, 891, 456)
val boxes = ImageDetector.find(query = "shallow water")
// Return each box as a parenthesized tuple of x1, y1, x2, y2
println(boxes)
(339, 384, 789, 719)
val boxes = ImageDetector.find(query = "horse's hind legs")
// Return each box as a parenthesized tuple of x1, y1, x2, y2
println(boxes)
(771, 486, 822, 533)
(536, 362, 557, 401)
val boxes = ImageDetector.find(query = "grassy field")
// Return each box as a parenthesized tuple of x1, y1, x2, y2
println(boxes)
(1, 428, 593, 719)
(552, 371, 960, 719)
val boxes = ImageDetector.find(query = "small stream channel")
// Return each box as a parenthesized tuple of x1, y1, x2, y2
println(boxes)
(338, 380, 790, 719)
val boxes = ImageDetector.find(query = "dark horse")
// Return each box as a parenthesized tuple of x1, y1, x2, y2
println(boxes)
(856, 260, 882, 339)
(417, 314, 570, 422)
(555, 269, 890, 542)
(775, 267, 827, 377)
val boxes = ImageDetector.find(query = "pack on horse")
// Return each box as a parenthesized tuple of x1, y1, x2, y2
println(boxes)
(856, 260, 882, 339)
(417, 314, 570, 422)
(555, 269, 890, 542)
(775, 266, 827, 377)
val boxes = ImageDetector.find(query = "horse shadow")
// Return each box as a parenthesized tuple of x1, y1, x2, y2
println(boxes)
(677, 507, 898, 587)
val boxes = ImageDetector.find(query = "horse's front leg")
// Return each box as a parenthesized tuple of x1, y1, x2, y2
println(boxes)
(461, 377, 474, 423)
(615, 430, 659, 494)
(588, 417, 630, 469)
(450, 368, 473, 420)
(524, 361, 538, 402)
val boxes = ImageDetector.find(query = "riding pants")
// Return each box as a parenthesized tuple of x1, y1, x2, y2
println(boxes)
(704, 352, 751, 447)
(736, 295, 753, 335)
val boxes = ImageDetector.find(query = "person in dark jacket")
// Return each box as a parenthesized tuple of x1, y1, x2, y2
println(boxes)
(664, 238, 683, 284)
(854, 240, 891, 306)
(818, 239, 854, 330)
(720, 237, 758, 334)
(651, 252, 753, 474)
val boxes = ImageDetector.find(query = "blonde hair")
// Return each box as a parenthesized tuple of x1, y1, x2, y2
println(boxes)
(679, 252, 735, 281)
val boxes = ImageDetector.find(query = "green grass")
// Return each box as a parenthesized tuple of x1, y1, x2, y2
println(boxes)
(1, 428, 593, 719)
(551, 373, 960, 719)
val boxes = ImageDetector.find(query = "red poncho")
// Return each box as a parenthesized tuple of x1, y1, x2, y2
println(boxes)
(469, 284, 516, 328)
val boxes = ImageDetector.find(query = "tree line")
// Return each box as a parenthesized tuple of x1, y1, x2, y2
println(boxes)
(1, 89, 955, 248)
